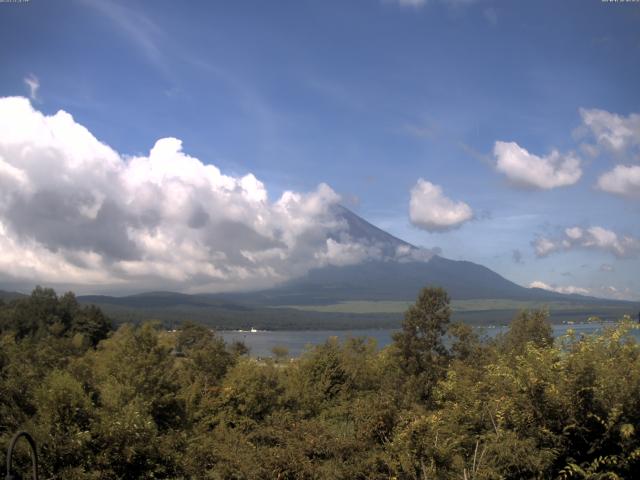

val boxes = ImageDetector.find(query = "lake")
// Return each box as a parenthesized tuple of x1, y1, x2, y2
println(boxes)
(220, 322, 640, 358)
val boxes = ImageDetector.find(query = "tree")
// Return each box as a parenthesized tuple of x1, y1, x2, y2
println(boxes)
(499, 308, 553, 354)
(70, 304, 111, 346)
(292, 337, 349, 414)
(215, 359, 285, 425)
(448, 321, 483, 363)
(392, 286, 452, 403)
(86, 323, 186, 478)
(0, 287, 111, 346)
(33, 370, 95, 477)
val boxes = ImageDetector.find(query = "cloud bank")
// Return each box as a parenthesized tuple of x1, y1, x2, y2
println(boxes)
(0, 97, 403, 293)
(493, 141, 582, 190)
(533, 226, 640, 259)
(529, 281, 589, 296)
(409, 178, 473, 232)
(529, 280, 634, 301)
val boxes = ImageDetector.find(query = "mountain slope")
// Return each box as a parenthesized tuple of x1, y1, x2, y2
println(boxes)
(331, 205, 415, 257)
(222, 206, 606, 306)
(224, 255, 606, 306)
(46, 205, 639, 328)
(0, 290, 27, 302)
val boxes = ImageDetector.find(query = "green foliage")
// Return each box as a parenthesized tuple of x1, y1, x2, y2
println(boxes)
(1, 287, 640, 479)
(0, 287, 111, 345)
(33, 370, 94, 474)
(498, 308, 554, 354)
(216, 359, 285, 425)
(392, 286, 452, 403)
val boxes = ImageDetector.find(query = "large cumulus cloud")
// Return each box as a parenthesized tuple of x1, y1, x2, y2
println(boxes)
(409, 178, 473, 232)
(0, 97, 395, 293)
(493, 141, 582, 190)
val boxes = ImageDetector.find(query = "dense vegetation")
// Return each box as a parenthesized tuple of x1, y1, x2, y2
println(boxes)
(1, 286, 639, 479)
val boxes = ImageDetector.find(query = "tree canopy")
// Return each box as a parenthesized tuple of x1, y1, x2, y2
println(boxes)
(1, 286, 639, 479)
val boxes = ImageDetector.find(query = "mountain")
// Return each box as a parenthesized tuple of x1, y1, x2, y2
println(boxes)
(331, 204, 414, 257)
(235, 206, 608, 306)
(0, 290, 27, 302)
(66, 206, 638, 329)
(236, 256, 584, 306)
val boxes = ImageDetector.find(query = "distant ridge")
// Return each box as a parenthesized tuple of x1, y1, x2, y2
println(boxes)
(79, 291, 251, 311)
(0, 290, 27, 302)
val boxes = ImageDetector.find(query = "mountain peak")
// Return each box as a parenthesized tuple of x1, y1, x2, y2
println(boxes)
(332, 204, 437, 261)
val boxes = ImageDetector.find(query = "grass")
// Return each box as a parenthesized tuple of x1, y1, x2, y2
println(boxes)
(280, 299, 631, 314)
(281, 300, 413, 314)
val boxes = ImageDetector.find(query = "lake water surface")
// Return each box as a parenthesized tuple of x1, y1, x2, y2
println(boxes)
(220, 322, 640, 358)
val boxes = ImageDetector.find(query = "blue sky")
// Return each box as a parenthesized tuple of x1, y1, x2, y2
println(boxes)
(0, 0, 639, 298)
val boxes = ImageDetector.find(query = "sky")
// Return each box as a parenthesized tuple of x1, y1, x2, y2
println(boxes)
(0, 0, 639, 298)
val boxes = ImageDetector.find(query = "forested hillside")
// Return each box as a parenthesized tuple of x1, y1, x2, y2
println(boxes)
(1, 287, 639, 479)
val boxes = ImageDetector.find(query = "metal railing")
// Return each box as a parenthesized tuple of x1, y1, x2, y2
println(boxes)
(5, 431, 38, 480)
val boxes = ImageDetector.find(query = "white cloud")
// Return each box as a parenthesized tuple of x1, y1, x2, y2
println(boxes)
(493, 141, 582, 189)
(0, 96, 396, 293)
(565, 226, 583, 240)
(23, 74, 39, 100)
(579, 108, 640, 160)
(560, 286, 589, 295)
(409, 178, 473, 232)
(394, 244, 440, 262)
(315, 238, 382, 267)
(533, 226, 640, 258)
(598, 285, 636, 301)
(596, 164, 640, 199)
(533, 237, 556, 257)
(529, 280, 550, 290)
(529, 281, 590, 296)
(576, 108, 640, 199)
(529, 280, 637, 301)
